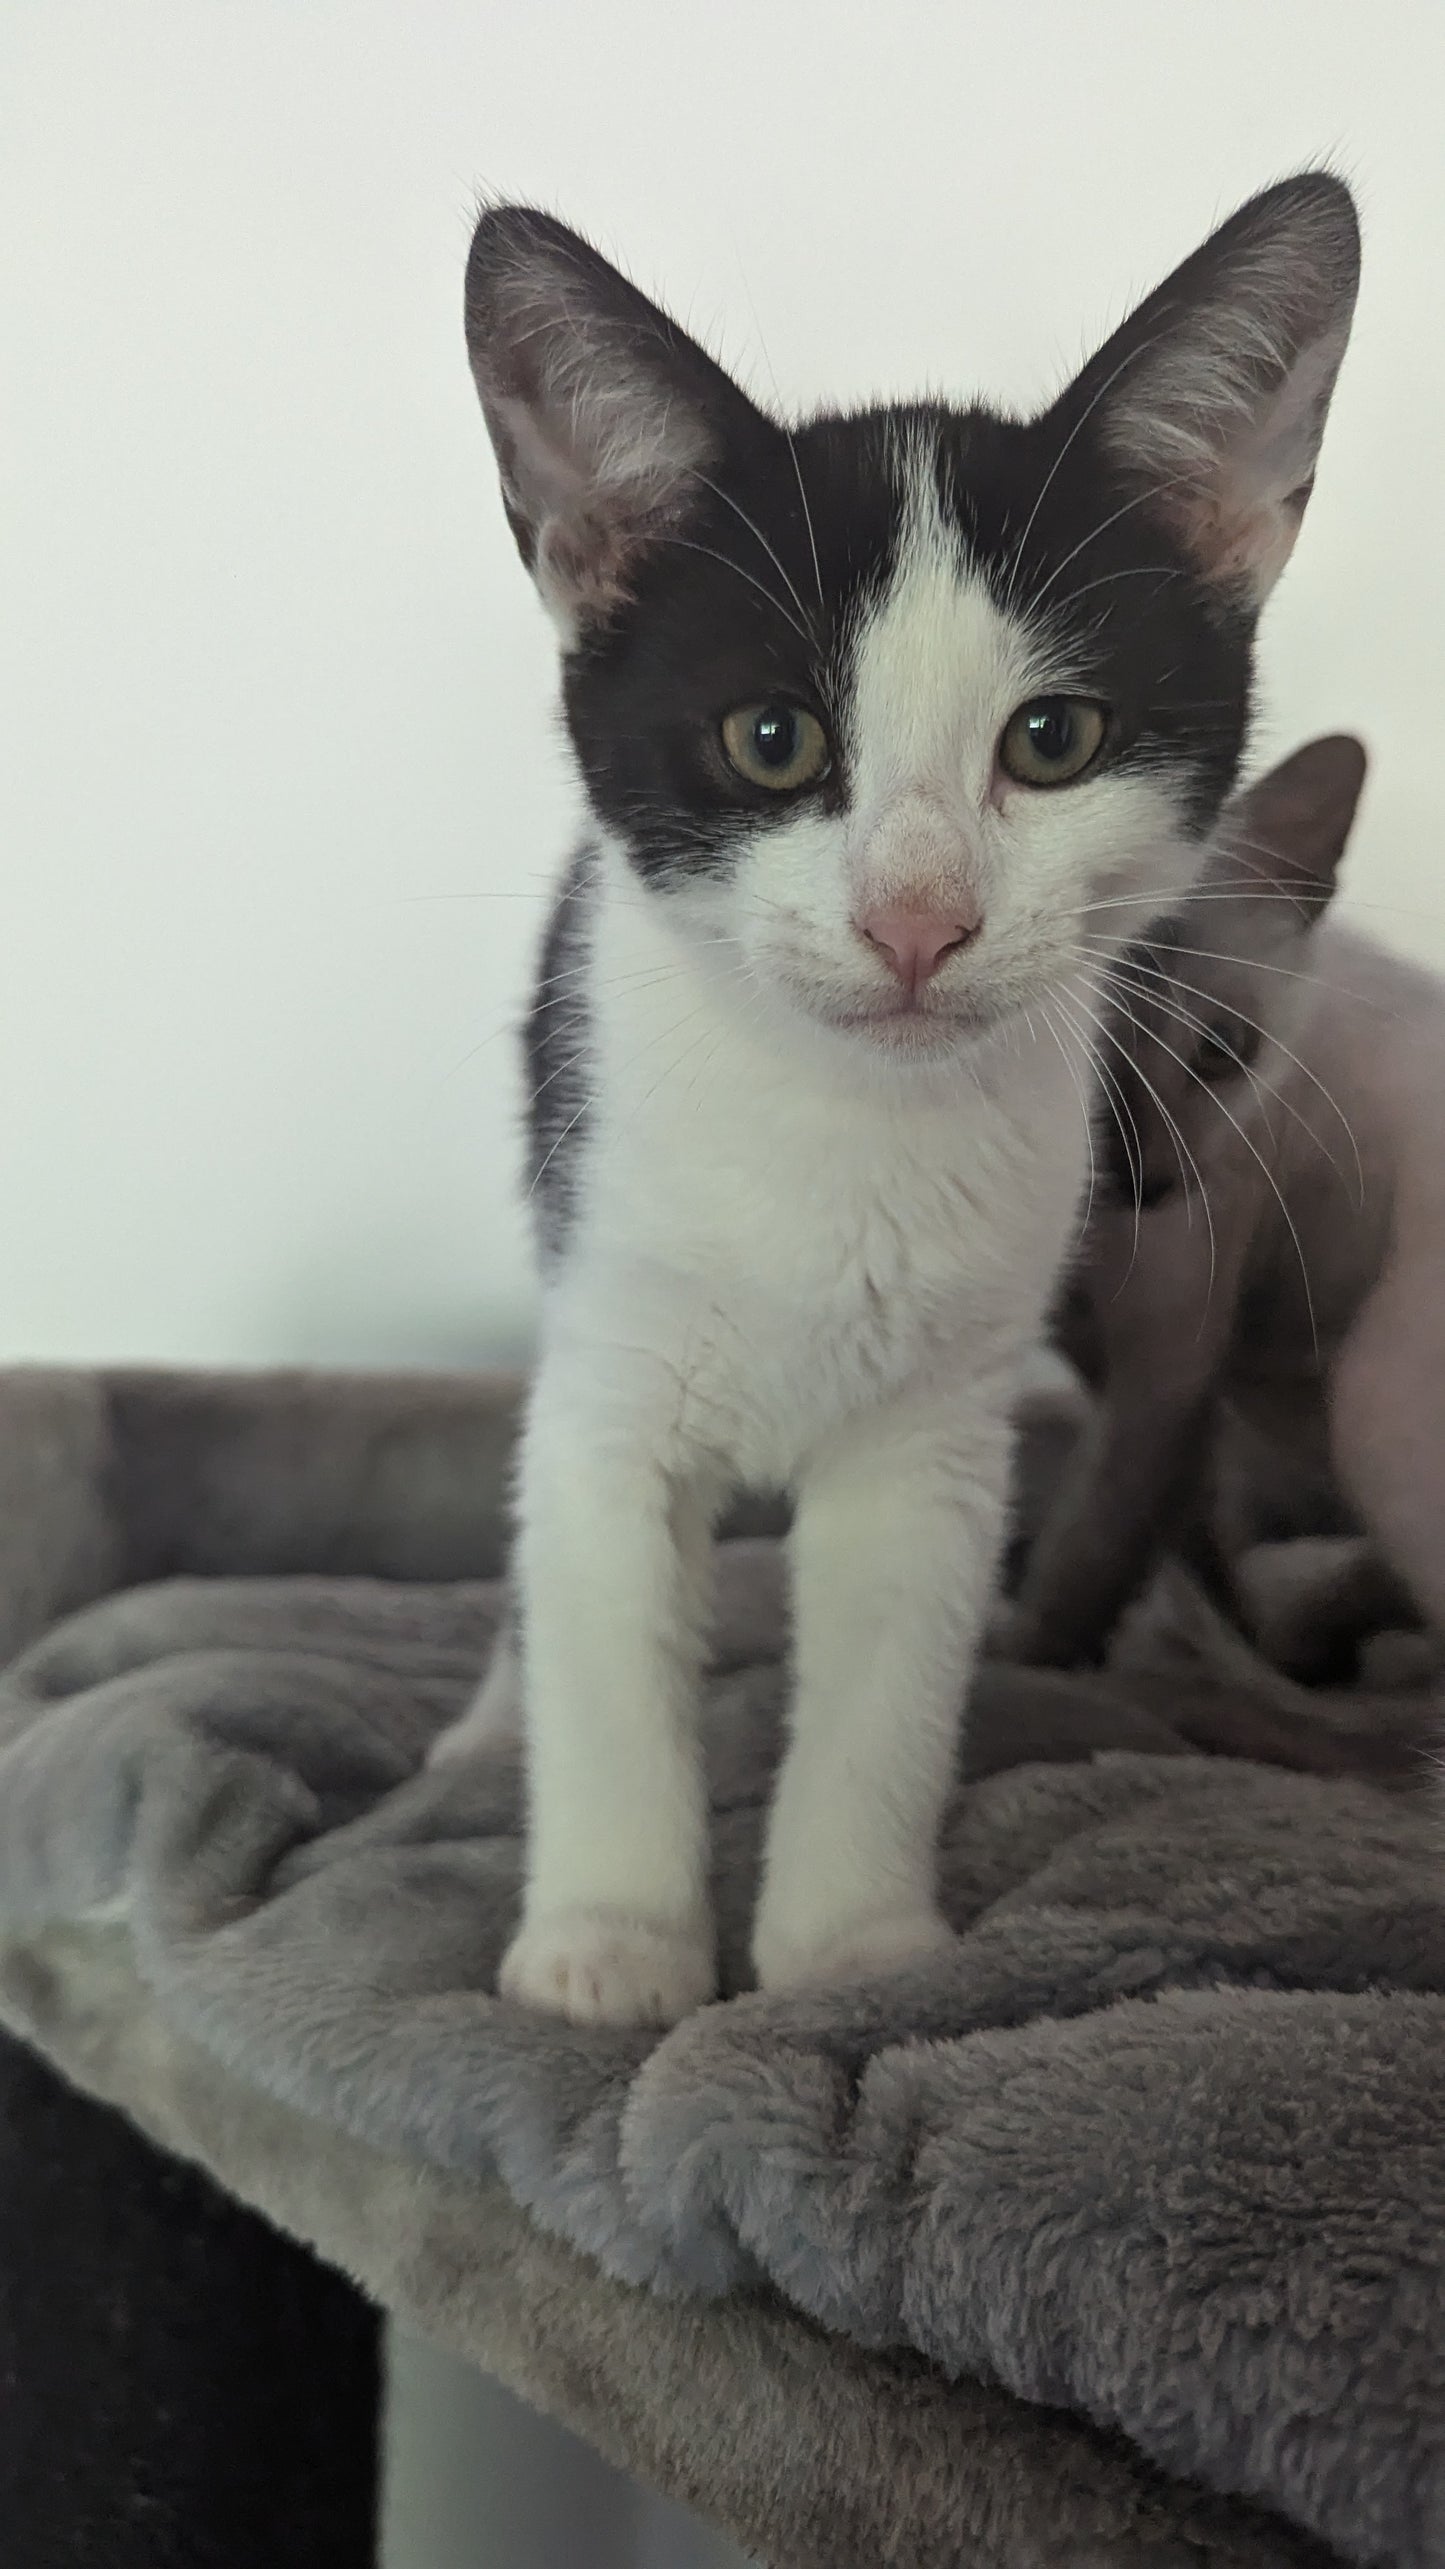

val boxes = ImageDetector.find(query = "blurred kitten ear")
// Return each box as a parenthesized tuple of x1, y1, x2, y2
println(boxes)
(1220, 733, 1368, 912)
(1059, 174, 1360, 604)
(464, 207, 765, 636)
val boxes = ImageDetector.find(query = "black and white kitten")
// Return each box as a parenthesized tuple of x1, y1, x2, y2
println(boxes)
(433, 178, 1359, 2024)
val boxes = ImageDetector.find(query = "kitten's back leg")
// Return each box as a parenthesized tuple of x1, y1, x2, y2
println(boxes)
(1328, 1257, 1445, 1639)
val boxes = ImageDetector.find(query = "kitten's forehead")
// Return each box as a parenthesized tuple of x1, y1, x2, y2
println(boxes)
(843, 447, 1042, 807)
(789, 401, 1238, 724)
(701, 395, 1246, 758)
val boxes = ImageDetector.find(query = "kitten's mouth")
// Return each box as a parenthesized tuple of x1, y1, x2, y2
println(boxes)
(821, 996, 991, 1050)
(764, 954, 999, 1050)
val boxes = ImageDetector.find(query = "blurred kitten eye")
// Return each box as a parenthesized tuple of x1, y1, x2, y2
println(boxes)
(720, 702, 831, 792)
(1195, 1019, 1259, 1082)
(998, 696, 1108, 788)
(1195, 1035, 1235, 1082)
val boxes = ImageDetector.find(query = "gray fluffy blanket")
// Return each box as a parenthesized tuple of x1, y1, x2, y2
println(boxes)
(0, 1365, 1442, 2569)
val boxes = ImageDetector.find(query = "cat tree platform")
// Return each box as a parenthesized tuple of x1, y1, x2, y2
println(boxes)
(0, 1365, 1441, 2568)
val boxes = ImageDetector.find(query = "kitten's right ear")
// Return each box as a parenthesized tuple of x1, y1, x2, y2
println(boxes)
(1058, 173, 1360, 605)
(464, 207, 763, 637)
(1223, 733, 1368, 913)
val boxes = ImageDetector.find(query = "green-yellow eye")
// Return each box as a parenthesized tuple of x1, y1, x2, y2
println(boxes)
(998, 696, 1108, 788)
(720, 701, 831, 793)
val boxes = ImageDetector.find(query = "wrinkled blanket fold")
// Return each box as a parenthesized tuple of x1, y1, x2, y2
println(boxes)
(0, 1367, 1441, 2569)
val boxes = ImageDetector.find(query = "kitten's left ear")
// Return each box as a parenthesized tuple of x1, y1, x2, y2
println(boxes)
(464, 206, 767, 636)
(1059, 173, 1360, 604)
(1221, 732, 1368, 912)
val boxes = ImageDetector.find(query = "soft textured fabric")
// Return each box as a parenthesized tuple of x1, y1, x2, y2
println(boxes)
(0, 1366, 1441, 2569)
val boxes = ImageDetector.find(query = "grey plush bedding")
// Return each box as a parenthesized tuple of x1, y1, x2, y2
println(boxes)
(0, 1365, 1440, 2569)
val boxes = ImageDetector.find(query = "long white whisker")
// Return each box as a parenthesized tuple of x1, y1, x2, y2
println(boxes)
(1036, 998, 1098, 1232)
(448, 955, 723, 1081)
(1027, 471, 1188, 615)
(1048, 984, 1144, 1271)
(1045, 563, 1188, 621)
(784, 425, 825, 614)
(694, 472, 815, 636)
(725, 255, 826, 617)
(532, 938, 739, 993)
(1002, 324, 1177, 613)
(1087, 976, 1317, 1351)
(527, 1088, 594, 1203)
(527, 994, 708, 1204)
(1079, 886, 1330, 915)
(1078, 880, 1437, 931)
(1100, 949, 1364, 1207)
(1080, 928, 1383, 1011)
(1055, 979, 1217, 1305)
(652, 534, 813, 646)
(1093, 957, 1325, 1195)
(1095, 959, 1356, 1233)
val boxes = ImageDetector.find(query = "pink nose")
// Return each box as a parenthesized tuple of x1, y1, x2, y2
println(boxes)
(856, 903, 981, 993)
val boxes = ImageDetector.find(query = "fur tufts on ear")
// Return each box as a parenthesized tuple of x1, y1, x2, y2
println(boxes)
(464, 207, 764, 637)
(1061, 174, 1360, 604)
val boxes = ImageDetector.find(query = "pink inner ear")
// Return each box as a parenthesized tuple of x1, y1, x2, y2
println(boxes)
(485, 362, 712, 631)
(1182, 483, 1301, 598)
(1104, 304, 1353, 604)
(489, 382, 647, 624)
(537, 514, 638, 624)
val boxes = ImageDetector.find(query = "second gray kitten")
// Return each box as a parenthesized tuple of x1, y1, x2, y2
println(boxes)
(1010, 733, 1445, 1679)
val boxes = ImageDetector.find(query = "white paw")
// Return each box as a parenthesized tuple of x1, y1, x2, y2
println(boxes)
(753, 1907, 958, 1996)
(498, 1908, 716, 2027)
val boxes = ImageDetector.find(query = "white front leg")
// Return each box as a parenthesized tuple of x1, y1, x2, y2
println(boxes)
(499, 1358, 718, 2027)
(752, 1379, 1013, 1992)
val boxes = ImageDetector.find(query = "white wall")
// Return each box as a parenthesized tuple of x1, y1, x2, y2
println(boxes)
(4, 0, 1443, 1370)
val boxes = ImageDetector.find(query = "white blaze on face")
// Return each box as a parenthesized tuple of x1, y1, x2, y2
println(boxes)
(842, 458, 1038, 923)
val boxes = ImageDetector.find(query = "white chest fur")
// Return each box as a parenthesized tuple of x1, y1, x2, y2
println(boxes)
(546, 863, 1089, 1491)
